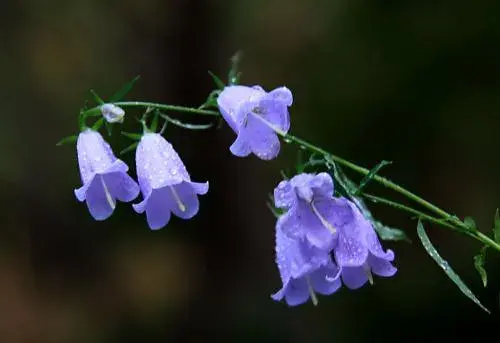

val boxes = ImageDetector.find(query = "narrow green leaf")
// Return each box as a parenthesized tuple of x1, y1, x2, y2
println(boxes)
(120, 142, 139, 155)
(494, 209, 500, 243)
(417, 220, 489, 313)
(90, 89, 105, 105)
(92, 117, 105, 131)
(159, 114, 213, 130)
(208, 71, 225, 90)
(267, 202, 284, 219)
(473, 246, 488, 287)
(464, 216, 476, 229)
(150, 111, 159, 132)
(56, 135, 77, 146)
(199, 89, 221, 109)
(109, 75, 140, 102)
(104, 121, 113, 136)
(374, 221, 411, 242)
(354, 160, 392, 195)
(228, 51, 243, 85)
(120, 131, 142, 140)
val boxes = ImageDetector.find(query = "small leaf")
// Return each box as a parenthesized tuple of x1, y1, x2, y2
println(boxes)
(417, 220, 489, 313)
(199, 89, 221, 109)
(109, 75, 140, 102)
(151, 110, 159, 132)
(374, 221, 411, 242)
(92, 117, 105, 131)
(159, 114, 213, 130)
(120, 142, 139, 155)
(354, 160, 392, 195)
(266, 202, 284, 218)
(228, 50, 243, 85)
(464, 216, 476, 229)
(90, 89, 104, 105)
(494, 209, 500, 243)
(473, 246, 488, 287)
(104, 121, 113, 136)
(208, 71, 225, 90)
(56, 135, 77, 146)
(120, 131, 142, 140)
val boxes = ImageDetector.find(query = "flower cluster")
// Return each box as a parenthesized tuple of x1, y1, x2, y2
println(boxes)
(69, 81, 399, 307)
(75, 126, 208, 230)
(271, 172, 397, 306)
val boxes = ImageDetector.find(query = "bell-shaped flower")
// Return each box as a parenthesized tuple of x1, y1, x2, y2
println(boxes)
(273, 172, 340, 250)
(100, 103, 125, 123)
(271, 218, 341, 306)
(74, 129, 140, 220)
(133, 133, 209, 230)
(333, 199, 397, 289)
(217, 85, 292, 160)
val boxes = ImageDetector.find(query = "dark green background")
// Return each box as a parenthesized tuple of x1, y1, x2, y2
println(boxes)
(1, 1, 499, 342)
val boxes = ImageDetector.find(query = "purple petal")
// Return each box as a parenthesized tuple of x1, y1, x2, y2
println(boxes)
(190, 181, 209, 195)
(309, 173, 334, 199)
(269, 86, 293, 106)
(103, 172, 140, 202)
(334, 231, 369, 267)
(217, 86, 264, 133)
(144, 188, 172, 230)
(365, 223, 395, 261)
(341, 267, 369, 290)
(283, 278, 310, 306)
(368, 253, 397, 277)
(238, 114, 281, 160)
(310, 263, 342, 295)
(167, 182, 200, 219)
(273, 179, 296, 209)
(229, 134, 252, 157)
(279, 200, 336, 250)
(333, 199, 369, 267)
(135, 133, 190, 192)
(84, 175, 115, 221)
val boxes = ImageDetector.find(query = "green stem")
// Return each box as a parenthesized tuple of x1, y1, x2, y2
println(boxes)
(280, 132, 500, 253)
(112, 101, 220, 116)
(473, 231, 500, 253)
(280, 132, 451, 219)
(363, 194, 459, 231)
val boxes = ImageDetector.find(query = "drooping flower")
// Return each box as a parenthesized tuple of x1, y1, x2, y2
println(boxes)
(333, 199, 397, 289)
(133, 133, 209, 230)
(74, 129, 140, 220)
(271, 217, 341, 306)
(101, 103, 125, 123)
(273, 172, 340, 250)
(217, 85, 292, 160)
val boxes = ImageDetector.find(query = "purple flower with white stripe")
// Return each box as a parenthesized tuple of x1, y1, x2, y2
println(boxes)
(217, 85, 292, 160)
(74, 129, 140, 220)
(133, 133, 209, 230)
(334, 200, 397, 289)
(274, 173, 339, 250)
(271, 218, 341, 306)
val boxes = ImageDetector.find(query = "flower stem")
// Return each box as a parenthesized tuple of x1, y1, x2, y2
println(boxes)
(280, 132, 451, 219)
(113, 101, 220, 116)
(278, 131, 500, 253)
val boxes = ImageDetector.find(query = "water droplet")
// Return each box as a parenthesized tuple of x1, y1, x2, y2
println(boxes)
(284, 138, 292, 144)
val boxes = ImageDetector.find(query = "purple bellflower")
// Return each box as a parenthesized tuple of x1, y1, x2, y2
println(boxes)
(75, 129, 140, 220)
(333, 199, 397, 289)
(133, 133, 209, 230)
(217, 85, 292, 160)
(271, 217, 341, 306)
(273, 172, 340, 250)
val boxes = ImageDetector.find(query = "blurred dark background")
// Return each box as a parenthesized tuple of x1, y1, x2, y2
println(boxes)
(1, 0, 499, 342)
